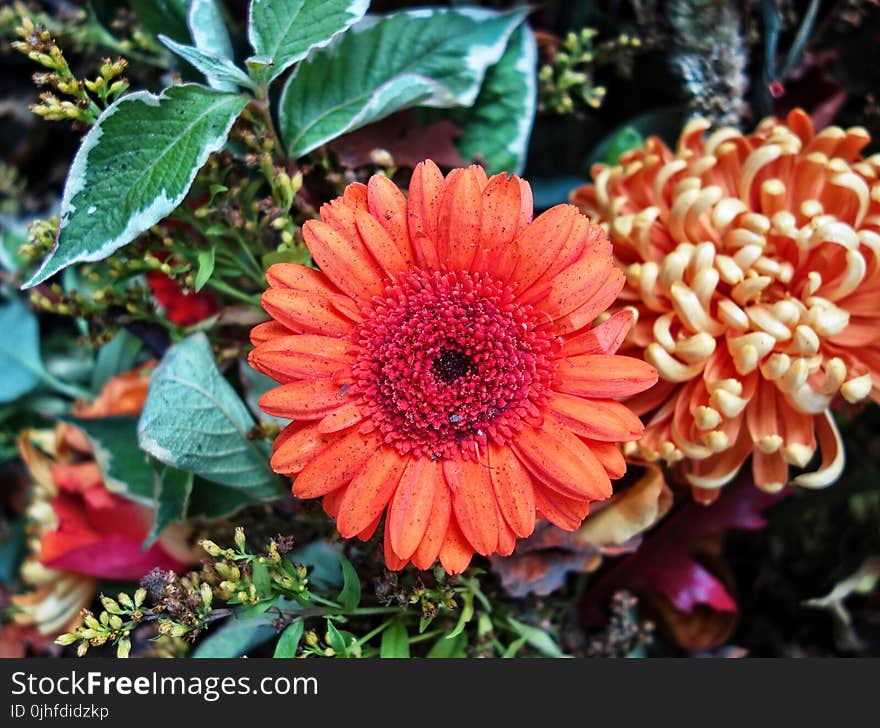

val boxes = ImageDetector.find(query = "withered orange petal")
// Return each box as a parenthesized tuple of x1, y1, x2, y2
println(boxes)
(293, 429, 380, 499)
(410, 469, 452, 570)
(249, 334, 354, 382)
(546, 392, 645, 442)
(259, 380, 352, 420)
(533, 485, 590, 531)
(512, 421, 612, 501)
(388, 457, 438, 561)
(487, 442, 535, 538)
(556, 354, 659, 398)
(438, 515, 474, 575)
(336, 449, 408, 538)
(407, 159, 444, 270)
(437, 166, 483, 271)
(302, 219, 387, 301)
(560, 309, 635, 357)
(367, 174, 414, 264)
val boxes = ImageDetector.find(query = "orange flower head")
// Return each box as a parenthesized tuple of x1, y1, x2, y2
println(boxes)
(572, 109, 880, 497)
(250, 161, 658, 573)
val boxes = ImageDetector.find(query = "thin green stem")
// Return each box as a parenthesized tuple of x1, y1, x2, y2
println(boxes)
(355, 618, 395, 648)
(205, 279, 262, 307)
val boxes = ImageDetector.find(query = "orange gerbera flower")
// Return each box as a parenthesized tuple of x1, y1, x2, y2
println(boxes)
(572, 109, 880, 498)
(250, 161, 658, 573)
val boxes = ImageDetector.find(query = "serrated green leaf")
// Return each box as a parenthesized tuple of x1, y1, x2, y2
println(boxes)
(67, 416, 155, 505)
(380, 620, 410, 658)
(0, 297, 43, 402)
(279, 8, 526, 157)
(194, 246, 216, 292)
(192, 613, 277, 658)
(455, 22, 536, 174)
(24, 85, 247, 287)
(188, 0, 234, 61)
(160, 36, 256, 92)
(337, 554, 361, 611)
(427, 630, 467, 658)
(247, 0, 369, 84)
(90, 330, 142, 394)
(144, 467, 193, 547)
(137, 333, 281, 494)
(274, 619, 305, 658)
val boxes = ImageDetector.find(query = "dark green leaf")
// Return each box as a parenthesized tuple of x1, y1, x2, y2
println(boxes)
(91, 330, 143, 393)
(144, 467, 193, 547)
(251, 559, 273, 599)
(186, 477, 262, 519)
(194, 247, 216, 292)
(290, 542, 343, 591)
(192, 614, 277, 658)
(279, 8, 526, 157)
(337, 554, 361, 611)
(0, 297, 43, 403)
(380, 620, 410, 658)
(325, 619, 349, 657)
(427, 631, 467, 658)
(274, 619, 305, 658)
(130, 0, 190, 43)
(24, 86, 247, 287)
(0, 518, 26, 584)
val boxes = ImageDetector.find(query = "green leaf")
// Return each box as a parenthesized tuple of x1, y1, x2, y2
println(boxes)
(274, 619, 305, 658)
(194, 247, 216, 292)
(501, 636, 527, 658)
(0, 297, 43, 402)
(336, 554, 361, 611)
(279, 8, 526, 157)
(455, 23, 536, 175)
(0, 518, 26, 585)
(192, 614, 277, 658)
(24, 85, 247, 287)
(159, 37, 256, 92)
(506, 617, 567, 658)
(251, 560, 273, 599)
(137, 333, 281, 494)
(144, 467, 193, 547)
(0, 215, 29, 273)
(247, 0, 369, 84)
(186, 477, 262, 519)
(445, 591, 474, 640)
(130, 0, 190, 44)
(324, 619, 350, 657)
(427, 631, 467, 658)
(91, 330, 142, 393)
(380, 620, 410, 658)
(239, 361, 290, 427)
(598, 127, 644, 166)
(66, 416, 155, 505)
(188, 0, 234, 61)
(290, 542, 343, 591)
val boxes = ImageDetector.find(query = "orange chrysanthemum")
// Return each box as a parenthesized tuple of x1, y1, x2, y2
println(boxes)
(572, 109, 880, 498)
(249, 161, 658, 573)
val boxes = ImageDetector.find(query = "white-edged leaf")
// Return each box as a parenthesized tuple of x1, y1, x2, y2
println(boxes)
(189, 0, 234, 61)
(247, 0, 369, 84)
(279, 8, 526, 157)
(455, 23, 537, 175)
(0, 296, 43, 402)
(144, 467, 193, 547)
(137, 333, 281, 494)
(23, 85, 247, 288)
(160, 36, 256, 92)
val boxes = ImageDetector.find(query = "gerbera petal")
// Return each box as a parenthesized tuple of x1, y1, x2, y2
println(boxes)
(318, 402, 364, 433)
(488, 442, 536, 538)
(553, 268, 627, 335)
(271, 422, 344, 476)
(437, 166, 484, 271)
(407, 159, 445, 270)
(438, 516, 474, 575)
(581, 439, 627, 478)
(292, 430, 380, 499)
(512, 422, 612, 501)
(367, 174, 415, 266)
(494, 503, 517, 557)
(509, 205, 580, 291)
(303, 220, 386, 301)
(388, 457, 438, 560)
(443, 457, 498, 556)
(248, 335, 354, 382)
(556, 355, 659, 398)
(356, 207, 413, 277)
(383, 518, 409, 571)
(336, 449, 408, 538)
(259, 380, 352, 420)
(471, 173, 533, 275)
(560, 310, 635, 357)
(261, 288, 354, 337)
(250, 321, 291, 345)
(411, 469, 452, 570)
(533, 485, 591, 530)
(356, 513, 382, 542)
(546, 392, 645, 442)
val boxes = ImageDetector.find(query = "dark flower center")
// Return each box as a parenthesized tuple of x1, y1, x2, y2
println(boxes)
(352, 268, 557, 460)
